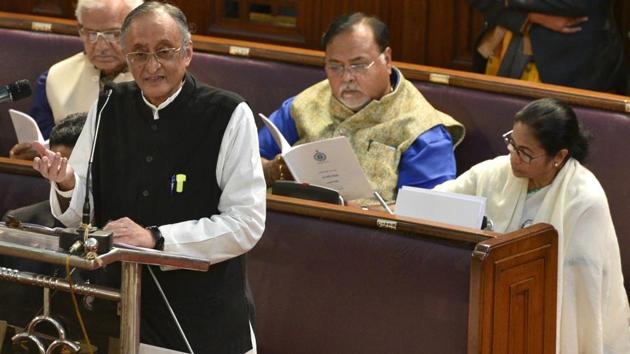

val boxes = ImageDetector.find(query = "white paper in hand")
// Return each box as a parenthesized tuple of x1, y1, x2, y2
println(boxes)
(9, 109, 45, 144)
(282, 136, 373, 200)
(258, 112, 373, 200)
(258, 113, 292, 153)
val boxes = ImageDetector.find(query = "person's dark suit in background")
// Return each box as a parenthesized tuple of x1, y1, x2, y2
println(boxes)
(469, 0, 626, 93)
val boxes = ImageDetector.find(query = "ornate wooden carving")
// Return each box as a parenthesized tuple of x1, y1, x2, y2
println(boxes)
(469, 224, 557, 354)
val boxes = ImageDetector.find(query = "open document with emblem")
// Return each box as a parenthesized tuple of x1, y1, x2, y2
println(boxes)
(259, 113, 373, 200)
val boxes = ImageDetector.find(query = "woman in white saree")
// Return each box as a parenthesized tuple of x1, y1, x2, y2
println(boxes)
(436, 98, 630, 353)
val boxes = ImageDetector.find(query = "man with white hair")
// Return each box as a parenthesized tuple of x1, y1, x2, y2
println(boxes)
(30, 0, 142, 139)
(32, 2, 265, 352)
(11, 0, 142, 160)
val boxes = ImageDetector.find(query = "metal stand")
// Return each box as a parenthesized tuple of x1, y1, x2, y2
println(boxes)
(0, 224, 208, 353)
(121, 262, 141, 354)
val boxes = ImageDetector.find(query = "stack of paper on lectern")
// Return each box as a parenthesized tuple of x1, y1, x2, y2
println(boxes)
(259, 113, 373, 201)
(395, 186, 486, 229)
(9, 109, 45, 144)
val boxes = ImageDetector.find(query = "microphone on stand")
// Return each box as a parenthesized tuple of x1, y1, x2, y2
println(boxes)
(81, 87, 113, 230)
(0, 79, 32, 103)
(61, 87, 115, 255)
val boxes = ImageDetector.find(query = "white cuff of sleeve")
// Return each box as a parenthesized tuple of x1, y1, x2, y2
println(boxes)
(52, 182, 74, 198)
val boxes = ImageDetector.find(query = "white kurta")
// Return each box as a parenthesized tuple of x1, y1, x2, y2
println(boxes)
(50, 95, 266, 266)
(436, 155, 630, 353)
(49, 85, 263, 353)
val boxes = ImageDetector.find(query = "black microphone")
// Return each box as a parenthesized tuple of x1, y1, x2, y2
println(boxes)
(82, 87, 114, 227)
(60, 86, 115, 255)
(0, 79, 32, 103)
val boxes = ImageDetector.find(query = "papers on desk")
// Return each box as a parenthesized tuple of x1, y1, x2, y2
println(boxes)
(259, 113, 373, 201)
(395, 186, 486, 229)
(9, 109, 45, 144)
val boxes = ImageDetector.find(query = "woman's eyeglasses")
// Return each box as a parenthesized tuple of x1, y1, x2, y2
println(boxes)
(502, 130, 546, 164)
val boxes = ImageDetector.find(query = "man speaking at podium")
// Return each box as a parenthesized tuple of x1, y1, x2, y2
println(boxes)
(32, 2, 266, 353)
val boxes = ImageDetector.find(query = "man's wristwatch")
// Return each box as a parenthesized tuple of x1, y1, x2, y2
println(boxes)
(146, 226, 164, 250)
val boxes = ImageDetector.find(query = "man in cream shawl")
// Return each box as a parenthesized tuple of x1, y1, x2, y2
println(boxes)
(258, 13, 464, 203)
(10, 0, 141, 161)
(436, 98, 630, 353)
(32, 0, 141, 139)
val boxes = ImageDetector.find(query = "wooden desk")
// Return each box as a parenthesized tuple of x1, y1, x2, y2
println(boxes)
(0, 157, 48, 218)
(0, 158, 558, 353)
(250, 195, 558, 354)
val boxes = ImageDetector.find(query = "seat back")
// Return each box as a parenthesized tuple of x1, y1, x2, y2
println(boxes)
(1, 26, 629, 297)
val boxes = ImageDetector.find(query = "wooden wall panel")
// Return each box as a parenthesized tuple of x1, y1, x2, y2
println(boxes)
(398, 0, 428, 64)
(1, 0, 72, 17)
(426, 1, 455, 68)
(171, 2, 211, 37)
(206, 1, 313, 46)
(454, 0, 483, 70)
(0, 0, 626, 74)
(618, 0, 630, 66)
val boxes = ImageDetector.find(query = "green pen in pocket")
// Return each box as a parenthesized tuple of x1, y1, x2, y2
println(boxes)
(175, 174, 187, 193)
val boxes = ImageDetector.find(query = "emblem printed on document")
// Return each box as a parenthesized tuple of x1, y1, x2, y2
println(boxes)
(313, 150, 327, 162)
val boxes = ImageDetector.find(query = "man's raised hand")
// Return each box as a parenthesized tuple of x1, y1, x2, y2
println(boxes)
(32, 141, 76, 191)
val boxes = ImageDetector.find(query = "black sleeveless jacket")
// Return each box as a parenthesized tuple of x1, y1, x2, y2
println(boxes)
(92, 73, 252, 354)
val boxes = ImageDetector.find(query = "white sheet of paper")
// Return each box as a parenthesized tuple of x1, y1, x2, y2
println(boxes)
(395, 186, 486, 229)
(9, 109, 45, 144)
(259, 113, 373, 200)
(258, 113, 292, 153)
(283, 136, 373, 200)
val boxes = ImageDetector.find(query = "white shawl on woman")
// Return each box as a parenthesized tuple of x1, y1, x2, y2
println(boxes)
(436, 155, 630, 353)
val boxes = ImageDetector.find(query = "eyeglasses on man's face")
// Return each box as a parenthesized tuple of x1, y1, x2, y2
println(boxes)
(126, 47, 183, 67)
(325, 53, 383, 77)
(502, 130, 546, 164)
(79, 27, 121, 44)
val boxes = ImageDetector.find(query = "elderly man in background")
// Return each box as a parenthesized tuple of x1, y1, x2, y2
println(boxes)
(32, 2, 265, 353)
(34, 0, 142, 137)
(10, 0, 141, 160)
(258, 12, 465, 203)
